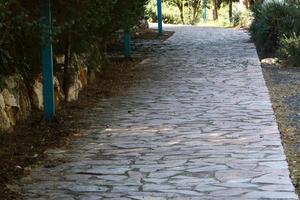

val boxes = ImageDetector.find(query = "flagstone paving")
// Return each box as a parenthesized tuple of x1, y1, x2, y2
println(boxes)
(18, 25, 298, 199)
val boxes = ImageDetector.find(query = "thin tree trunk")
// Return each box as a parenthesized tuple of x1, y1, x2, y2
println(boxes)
(63, 32, 72, 99)
(244, 0, 249, 9)
(179, 5, 185, 24)
(175, 1, 185, 24)
(191, 0, 201, 25)
(212, 0, 218, 21)
(229, 0, 233, 22)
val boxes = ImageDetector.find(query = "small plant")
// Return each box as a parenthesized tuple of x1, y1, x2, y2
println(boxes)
(232, 10, 252, 28)
(278, 33, 300, 66)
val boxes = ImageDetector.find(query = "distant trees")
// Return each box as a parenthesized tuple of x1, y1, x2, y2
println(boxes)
(164, 0, 202, 24)
(166, 0, 186, 24)
(188, 0, 202, 25)
(157, 0, 260, 25)
(212, 0, 218, 20)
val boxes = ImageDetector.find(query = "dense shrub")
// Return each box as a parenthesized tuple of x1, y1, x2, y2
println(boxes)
(250, 2, 300, 54)
(278, 34, 300, 66)
(0, 0, 148, 77)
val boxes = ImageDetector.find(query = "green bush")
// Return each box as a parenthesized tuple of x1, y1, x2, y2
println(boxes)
(250, 2, 300, 54)
(278, 34, 300, 66)
(232, 10, 252, 28)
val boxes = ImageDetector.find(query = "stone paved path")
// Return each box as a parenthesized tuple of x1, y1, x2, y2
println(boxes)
(19, 26, 298, 199)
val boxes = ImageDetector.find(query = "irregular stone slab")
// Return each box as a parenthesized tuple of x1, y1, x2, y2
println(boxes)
(59, 185, 108, 192)
(129, 196, 166, 200)
(215, 170, 266, 182)
(82, 167, 130, 175)
(169, 176, 216, 186)
(46, 194, 75, 200)
(210, 188, 251, 197)
(226, 160, 257, 170)
(186, 165, 228, 172)
(212, 182, 258, 189)
(260, 184, 295, 192)
(143, 178, 167, 184)
(112, 186, 139, 192)
(158, 189, 203, 196)
(143, 184, 175, 191)
(243, 191, 298, 199)
(195, 184, 226, 192)
(97, 175, 127, 181)
(252, 171, 293, 185)
(148, 170, 180, 179)
(259, 161, 289, 169)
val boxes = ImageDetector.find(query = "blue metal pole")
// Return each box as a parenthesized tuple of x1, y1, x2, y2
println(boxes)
(124, 30, 131, 58)
(41, 0, 55, 122)
(202, 0, 207, 22)
(157, 0, 163, 35)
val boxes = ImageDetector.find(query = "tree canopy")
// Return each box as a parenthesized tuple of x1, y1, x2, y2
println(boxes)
(0, 0, 149, 76)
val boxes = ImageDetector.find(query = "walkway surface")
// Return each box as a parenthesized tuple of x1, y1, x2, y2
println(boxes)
(19, 26, 298, 199)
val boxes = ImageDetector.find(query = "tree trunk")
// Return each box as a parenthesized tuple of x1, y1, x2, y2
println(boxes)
(176, 1, 185, 24)
(212, 0, 218, 21)
(192, 10, 197, 25)
(179, 5, 185, 24)
(244, 0, 249, 9)
(192, 0, 200, 25)
(229, 0, 233, 22)
(63, 33, 73, 99)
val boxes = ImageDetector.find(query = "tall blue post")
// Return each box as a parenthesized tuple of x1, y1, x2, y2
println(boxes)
(202, 0, 207, 22)
(41, 0, 55, 122)
(124, 30, 131, 58)
(157, 0, 163, 35)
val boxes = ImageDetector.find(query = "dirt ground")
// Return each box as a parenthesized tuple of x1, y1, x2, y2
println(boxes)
(262, 64, 300, 195)
(0, 29, 173, 200)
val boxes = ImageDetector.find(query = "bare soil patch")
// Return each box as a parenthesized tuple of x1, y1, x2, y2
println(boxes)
(262, 65, 300, 195)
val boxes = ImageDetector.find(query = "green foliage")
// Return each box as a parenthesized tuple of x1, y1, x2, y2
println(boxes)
(232, 10, 252, 28)
(278, 34, 300, 66)
(0, 1, 41, 75)
(146, 0, 182, 24)
(0, 0, 149, 76)
(250, 2, 300, 54)
(162, 7, 183, 24)
(285, 0, 300, 6)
